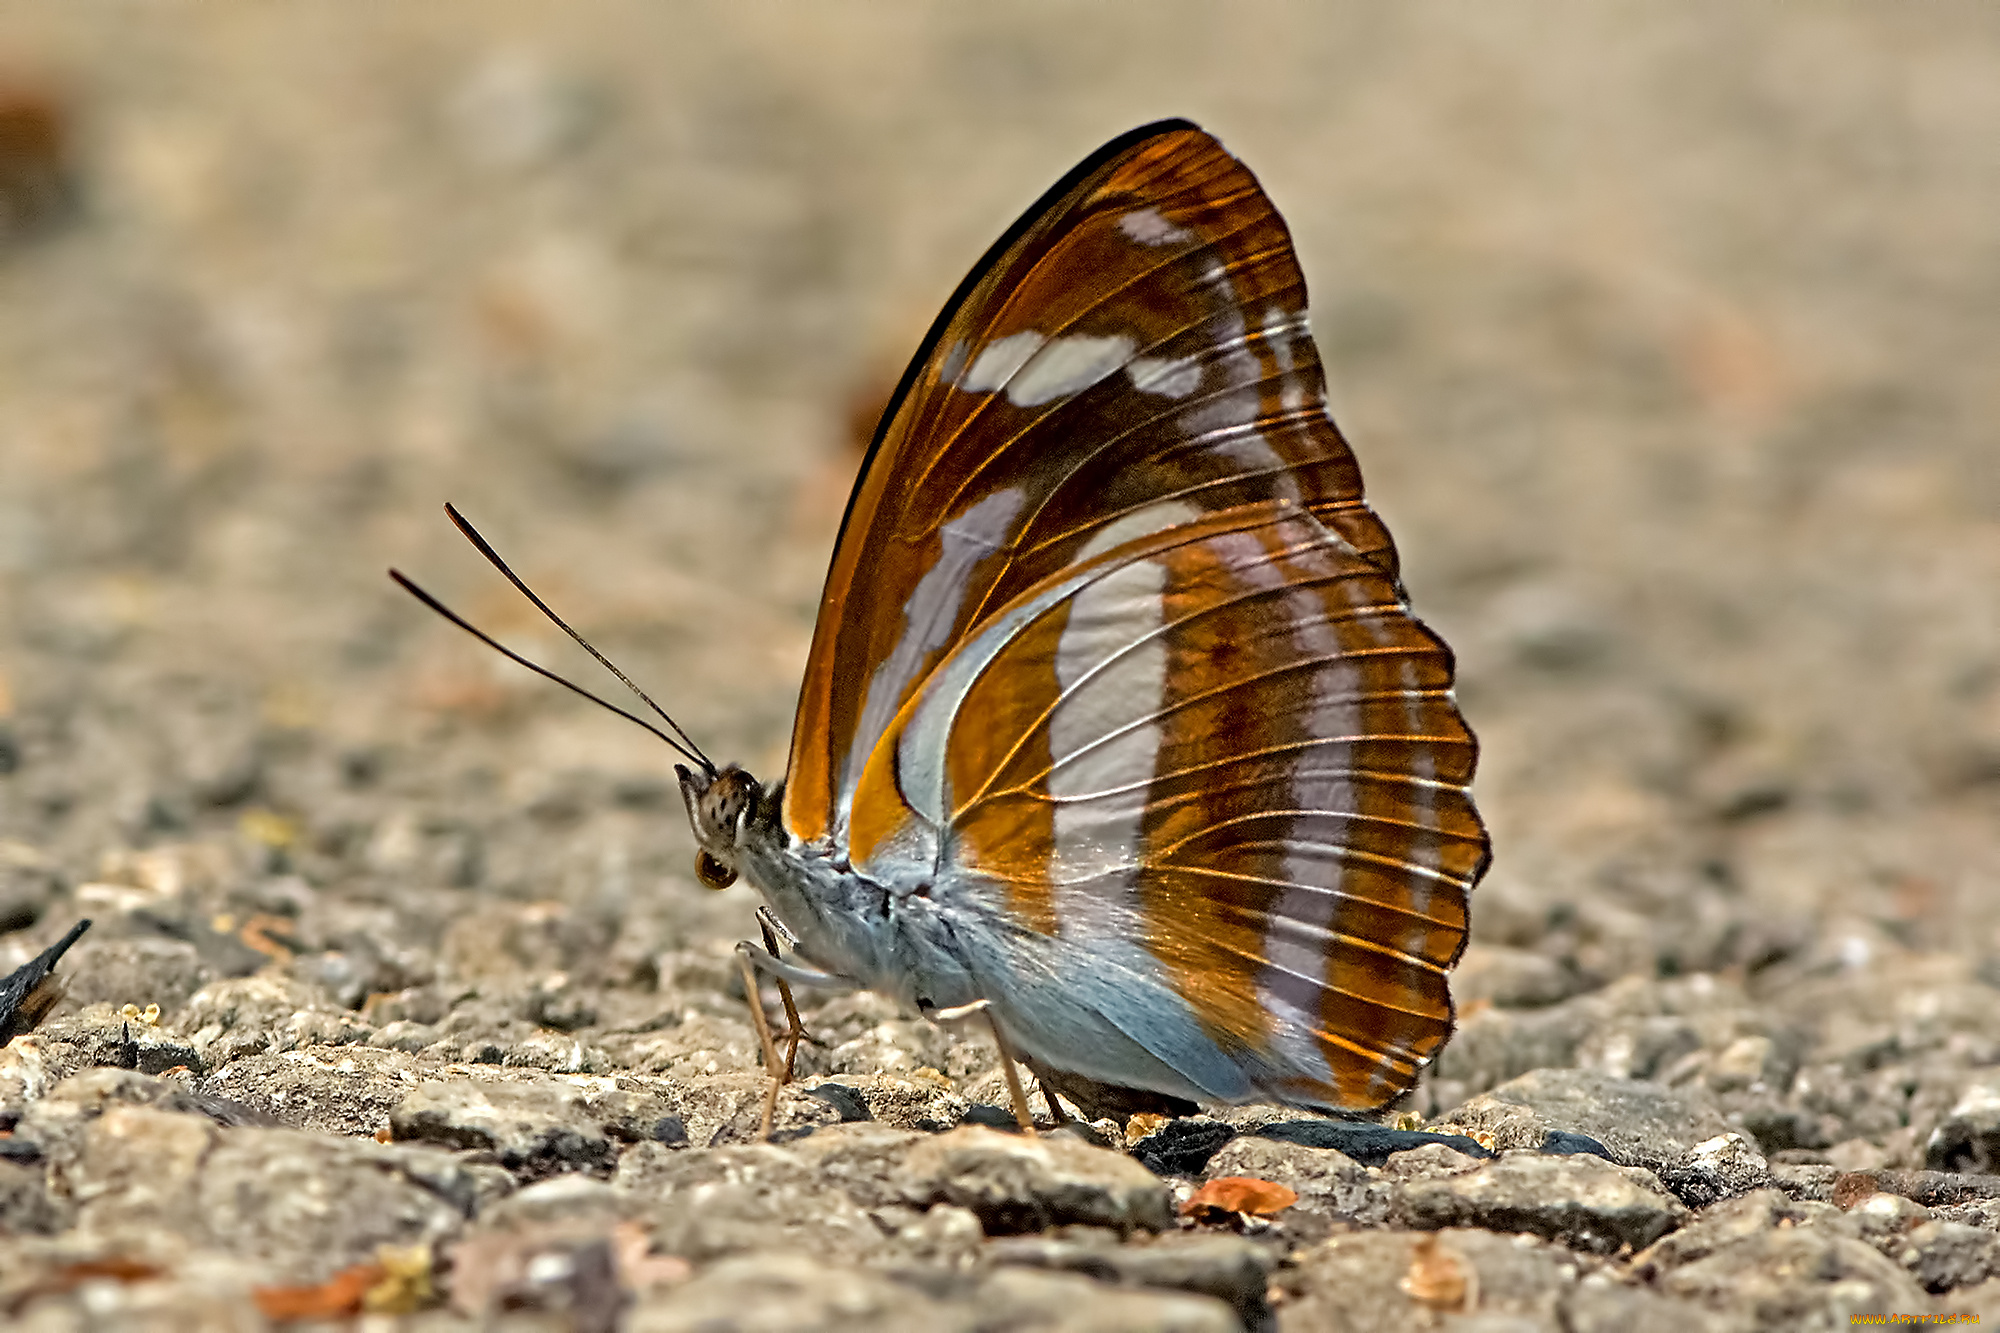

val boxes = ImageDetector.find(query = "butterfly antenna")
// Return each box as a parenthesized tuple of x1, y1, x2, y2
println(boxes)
(435, 504, 718, 775)
(389, 569, 714, 774)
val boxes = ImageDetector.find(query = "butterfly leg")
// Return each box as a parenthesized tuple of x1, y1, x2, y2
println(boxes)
(930, 998, 1036, 1134)
(733, 943, 789, 1140)
(759, 914, 806, 1084)
(734, 915, 823, 1141)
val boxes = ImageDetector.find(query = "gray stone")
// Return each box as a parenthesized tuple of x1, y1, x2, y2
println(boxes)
(805, 1072, 971, 1134)
(31, 1007, 205, 1076)
(54, 937, 216, 1020)
(18, 1069, 268, 1181)
(1576, 1015, 1705, 1083)
(987, 1231, 1273, 1326)
(1928, 1075, 2000, 1173)
(1890, 1220, 2000, 1293)
(1633, 1190, 1837, 1267)
(1432, 1068, 1767, 1206)
(1395, 1150, 1692, 1254)
(60, 1105, 217, 1232)
(523, 973, 598, 1031)
(189, 1129, 475, 1280)
(390, 1069, 680, 1178)
(10, 1068, 273, 1209)
(0, 1033, 87, 1109)
(704, 1079, 848, 1145)
(178, 973, 369, 1064)
(1561, 1276, 1741, 1333)
(1274, 1228, 1591, 1331)
(1936, 1198, 2000, 1232)
(1200, 1132, 1393, 1239)
(897, 1125, 1173, 1235)
(1632, 1187, 1942, 1324)
(971, 1267, 1241, 1333)
(446, 1223, 628, 1327)
(59, 1107, 474, 1281)
(1844, 1186, 1934, 1246)
(198, 1045, 438, 1135)
(625, 1253, 960, 1333)
(611, 1141, 887, 1264)
(1382, 1140, 1487, 1180)
(1737, 1100, 1837, 1155)
(1650, 1222, 1930, 1326)
(1772, 1162, 2000, 1210)
(1672, 1131, 1774, 1208)
(1434, 1068, 1729, 1161)
(368, 1018, 444, 1052)
(363, 985, 454, 1027)
(781, 1120, 925, 1209)
(881, 1201, 986, 1271)
(636, 1069, 847, 1148)
(0, 1157, 70, 1234)
(478, 1173, 626, 1231)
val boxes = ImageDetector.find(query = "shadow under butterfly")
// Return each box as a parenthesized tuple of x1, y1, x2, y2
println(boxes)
(395, 120, 1489, 1134)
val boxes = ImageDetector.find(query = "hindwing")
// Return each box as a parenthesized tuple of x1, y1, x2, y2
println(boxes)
(851, 501, 1484, 1109)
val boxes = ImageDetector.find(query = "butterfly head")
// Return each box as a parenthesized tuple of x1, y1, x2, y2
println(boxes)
(676, 763, 766, 891)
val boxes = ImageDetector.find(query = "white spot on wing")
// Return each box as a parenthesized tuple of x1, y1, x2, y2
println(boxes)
(1079, 500, 1199, 559)
(843, 488, 1026, 821)
(958, 331, 1044, 393)
(1178, 267, 1302, 504)
(1128, 355, 1203, 399)
(938, 338, 970, 384)
(1044, 505, 1193, 942)
(1262, 305, 1310, 413)
(1007, 334, 1137, 407)
(1119, 207, 1192, 246)
(1049, 556, 1166, 941)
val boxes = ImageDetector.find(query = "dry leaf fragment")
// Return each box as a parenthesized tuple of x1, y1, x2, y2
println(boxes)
(253, 1262, 383, 1320)
(1831, 1171, 1885, 1210)
(1400, 1233, 1474, 1312)
(1180, 1175, 1299, 1219)
(19, 1256, 163, 1305)
(612, 1221, 692, 1291)
(238, 913, 301, 960)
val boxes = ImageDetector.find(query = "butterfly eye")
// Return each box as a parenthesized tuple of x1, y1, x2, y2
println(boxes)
(695, 850, 737, 891)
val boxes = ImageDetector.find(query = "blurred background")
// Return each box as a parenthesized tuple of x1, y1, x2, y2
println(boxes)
(0, 3, 1995, 997)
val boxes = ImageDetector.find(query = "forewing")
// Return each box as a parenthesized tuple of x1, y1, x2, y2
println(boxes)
(856, 503, 1487, 1111)
(785, 121, 1397, 843)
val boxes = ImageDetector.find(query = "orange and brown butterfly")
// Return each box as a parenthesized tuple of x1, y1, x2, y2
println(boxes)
(400, 119, 1487, 1122)
(685, 119, 1487, 1115)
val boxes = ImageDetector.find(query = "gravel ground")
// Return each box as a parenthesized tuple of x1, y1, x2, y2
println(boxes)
(1, 4, 1997, 1330)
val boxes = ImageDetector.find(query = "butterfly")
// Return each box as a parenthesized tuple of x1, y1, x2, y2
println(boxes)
(401, 119, 1487, 1126)
(680, 117, 1487, 1120)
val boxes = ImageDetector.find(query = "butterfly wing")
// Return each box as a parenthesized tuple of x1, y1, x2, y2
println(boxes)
(854, 506, 1485, 1110)
(784, 121, 1486, 1111)
(784, 120, 1398, 845)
